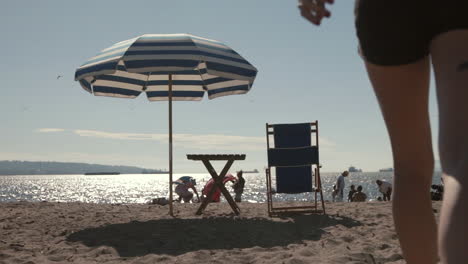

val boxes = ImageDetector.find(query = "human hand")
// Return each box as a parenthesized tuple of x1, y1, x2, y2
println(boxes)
(298, 0, 334, 26)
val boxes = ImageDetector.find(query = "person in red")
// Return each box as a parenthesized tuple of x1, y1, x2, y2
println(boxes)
(201, 173, 236, 202)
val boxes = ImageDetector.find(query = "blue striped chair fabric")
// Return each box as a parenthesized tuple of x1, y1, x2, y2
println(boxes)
(268, 123, 318, 194)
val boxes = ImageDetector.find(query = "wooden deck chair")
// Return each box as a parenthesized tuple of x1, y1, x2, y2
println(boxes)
(265, 121, 325, 216)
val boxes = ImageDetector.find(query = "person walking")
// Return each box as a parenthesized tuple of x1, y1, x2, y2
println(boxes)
(298, 1, 468, 263)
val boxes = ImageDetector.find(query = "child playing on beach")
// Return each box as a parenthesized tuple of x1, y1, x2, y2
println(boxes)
(232, 171, 245, 202)
(173, 176, 200, 203)
(298, 0, 468, 263)
(352, 185, 367, 202)
(348, 184, 356, 202)
(201, 174, 237, 202)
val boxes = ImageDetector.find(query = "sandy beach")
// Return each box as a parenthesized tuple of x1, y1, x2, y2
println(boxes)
(0, 201, 441, 264)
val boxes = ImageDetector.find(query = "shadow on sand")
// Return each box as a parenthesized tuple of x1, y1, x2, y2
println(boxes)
(67, 214, 361, 257)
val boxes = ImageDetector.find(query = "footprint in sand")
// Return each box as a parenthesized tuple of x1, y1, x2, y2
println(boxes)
(297, 248, 316, 257)
(341, 236, 355, 243)
(378, 244, 391, 250)
(286, 257, 308, 264)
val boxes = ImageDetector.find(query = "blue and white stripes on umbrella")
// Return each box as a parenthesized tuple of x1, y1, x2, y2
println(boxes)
(75, 34, 257, 101)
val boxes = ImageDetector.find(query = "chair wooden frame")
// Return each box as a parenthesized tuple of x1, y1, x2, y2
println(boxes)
(265, 121, 325, 216)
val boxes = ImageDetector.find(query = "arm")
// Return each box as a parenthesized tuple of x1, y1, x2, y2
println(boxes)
(192, 187, 200, 202)
(298, 0, 334, 26)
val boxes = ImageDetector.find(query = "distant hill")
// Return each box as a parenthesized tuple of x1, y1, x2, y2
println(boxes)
(0, 160, 166, 175)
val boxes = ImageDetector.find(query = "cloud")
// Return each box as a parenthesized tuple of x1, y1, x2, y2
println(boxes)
(175, 133, 264, 151)
(72, 129, 336, 152)
(33, 128, 336, 153)
(11, 129, 342, 171)
(73, 129, 264, 151)
(36, 128, 66, 133)
(74, 130, 166, 141)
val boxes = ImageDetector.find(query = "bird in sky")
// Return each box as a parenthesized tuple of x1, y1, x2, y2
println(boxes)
(57, 75, 63, 79)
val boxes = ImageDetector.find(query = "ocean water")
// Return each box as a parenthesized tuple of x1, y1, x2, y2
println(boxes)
(0, 172, 442, 203)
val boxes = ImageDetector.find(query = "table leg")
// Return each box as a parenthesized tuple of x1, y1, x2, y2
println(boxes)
(197, 176, 221, 213)
(218, 181, 240, 214)
(196, 159, 221, 215)
(195, 159, 240, 215)
(206, 159, 240, 215)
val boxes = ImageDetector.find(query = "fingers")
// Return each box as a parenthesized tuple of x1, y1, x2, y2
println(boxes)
(298, 0, 333, 26)
(299, 5, 321, 25)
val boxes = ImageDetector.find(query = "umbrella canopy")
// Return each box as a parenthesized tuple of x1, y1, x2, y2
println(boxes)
(74, 34, 257, 216)
(75, 33, 257, 100)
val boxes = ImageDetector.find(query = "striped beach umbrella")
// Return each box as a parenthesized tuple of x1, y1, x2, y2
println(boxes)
(74, 33, 257, 215)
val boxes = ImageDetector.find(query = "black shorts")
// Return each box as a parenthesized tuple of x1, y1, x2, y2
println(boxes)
(355, 0, 468, 66)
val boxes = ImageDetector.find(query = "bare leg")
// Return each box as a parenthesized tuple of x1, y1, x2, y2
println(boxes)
(364, 57, 438, 263)
(431, 30, 468, 264)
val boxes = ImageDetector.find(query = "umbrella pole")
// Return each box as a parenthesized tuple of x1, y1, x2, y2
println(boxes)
(168, 74, 174, 216)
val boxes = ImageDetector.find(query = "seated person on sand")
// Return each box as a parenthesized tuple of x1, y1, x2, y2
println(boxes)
(348, 184, 356, 202)
(173, 176, 200, 203)
(376, 180, 392, 201)
(352, 185, 367, 202)
(201, 173, 236, 202)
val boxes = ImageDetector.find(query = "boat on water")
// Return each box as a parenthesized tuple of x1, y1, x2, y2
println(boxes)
(84, 172, 120, 175)
(348, 166, 362, 173)
(379, 168, 394, 172)
(242, 169, 259, 173)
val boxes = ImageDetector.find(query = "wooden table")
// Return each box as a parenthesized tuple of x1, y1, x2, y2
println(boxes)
(187, 154, 246, 215)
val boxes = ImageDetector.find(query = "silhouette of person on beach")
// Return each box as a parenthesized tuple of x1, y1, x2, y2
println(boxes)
(376, 180, 392, 201)
(334, 171, 349, 202)
(352, 185, 367, 202)
(348, 184, 356, 202)
(331, 184, 337, 202)
(232, 170, 245, 202)
(173, 176, 199, 203)
(298, 0, 468, 262)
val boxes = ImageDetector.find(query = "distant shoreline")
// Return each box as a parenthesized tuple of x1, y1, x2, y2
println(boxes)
(0, 160, 167, 176)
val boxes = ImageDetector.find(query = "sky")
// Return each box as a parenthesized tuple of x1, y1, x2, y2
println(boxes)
(0, 1, 441, 173)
